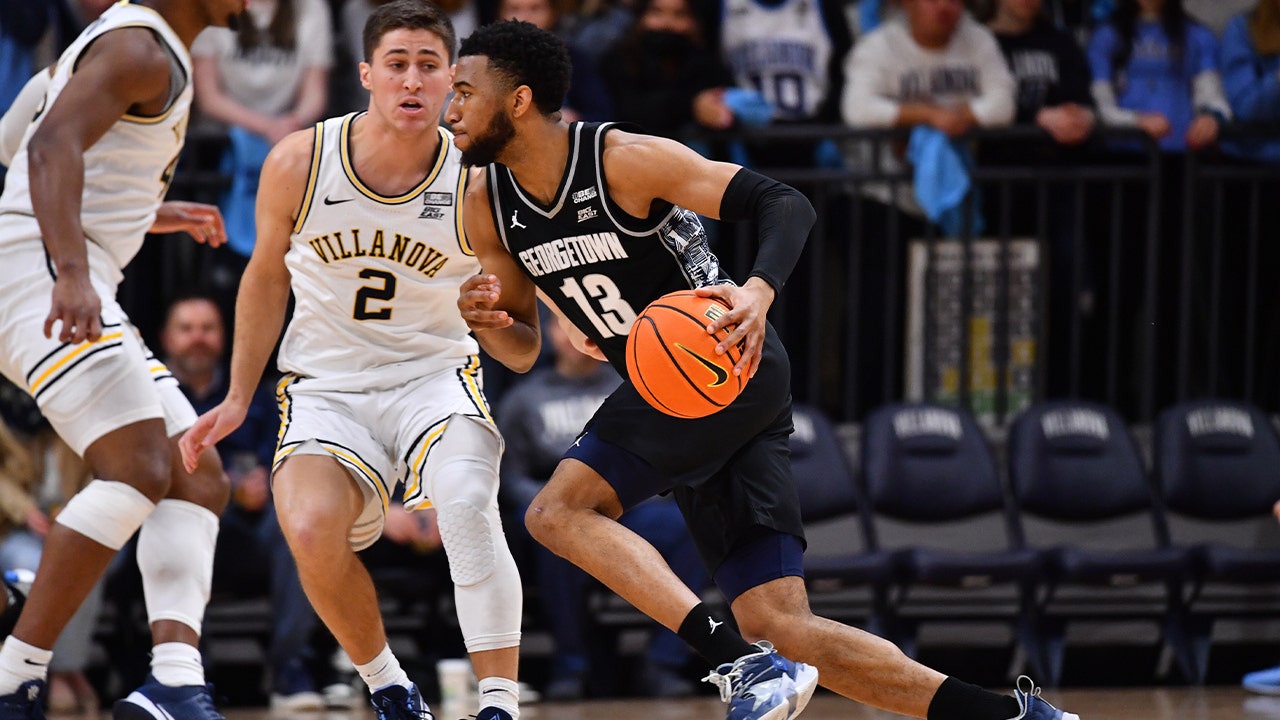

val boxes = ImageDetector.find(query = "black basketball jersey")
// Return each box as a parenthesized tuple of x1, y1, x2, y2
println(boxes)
(486, 122, 732, 374)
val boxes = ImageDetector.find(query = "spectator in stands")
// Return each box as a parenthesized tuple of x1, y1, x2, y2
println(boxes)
(192, 0, 333, 306)
(563, 0, 636, 67)
(718, 0, 853, 168)
(989, 0, 1096, 146)
(1241, 499, 1280, 694)
(496, 315, 707, 701)
(1086, 0, 1230, 152)
(0, 382, 100, 714)
(494, 0, 612, 121)
(1221, 0, 1280, 164)
(158, 297, 329, 711)
(599, 0, 736, 138)
(844, 0, 1016, 139)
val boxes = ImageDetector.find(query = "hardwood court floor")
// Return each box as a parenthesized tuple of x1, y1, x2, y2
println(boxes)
(52, 687, 1271, 720)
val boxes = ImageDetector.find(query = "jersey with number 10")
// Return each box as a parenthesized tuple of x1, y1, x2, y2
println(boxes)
(486, 122, 732, 375)
(281, 113, 479, 391)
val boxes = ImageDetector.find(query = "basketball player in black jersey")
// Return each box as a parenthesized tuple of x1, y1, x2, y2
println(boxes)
(447, 20, 1076, 720)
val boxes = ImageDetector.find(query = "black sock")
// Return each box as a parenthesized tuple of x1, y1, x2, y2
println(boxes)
(927, 677, 1021, 720)
(676, 602, 756, 667)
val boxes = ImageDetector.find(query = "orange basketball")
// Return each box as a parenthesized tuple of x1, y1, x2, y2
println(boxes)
(625, 290, 745, 419)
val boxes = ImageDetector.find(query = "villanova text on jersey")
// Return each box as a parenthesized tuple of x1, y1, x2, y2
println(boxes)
(305, 228, 450, 278)
(899, 66, 981, 103)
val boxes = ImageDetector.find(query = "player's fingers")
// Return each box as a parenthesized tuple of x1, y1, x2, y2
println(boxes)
(693, 284, 734, 307)
(716, 323, 749, 356)
(43, 312, 57, 340)
(83, 313, 102, 343)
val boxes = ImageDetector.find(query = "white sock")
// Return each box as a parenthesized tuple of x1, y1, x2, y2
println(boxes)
(0, 637, 51, 694)
(355, 645, 411, 693)
(151, 642, 205, 687)
(477, 677, 519, 719)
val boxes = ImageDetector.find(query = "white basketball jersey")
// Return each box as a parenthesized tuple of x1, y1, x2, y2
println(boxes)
(0, 1, 192, 287)
(279, 113, 480, 391)
(721, 0, 833, 121)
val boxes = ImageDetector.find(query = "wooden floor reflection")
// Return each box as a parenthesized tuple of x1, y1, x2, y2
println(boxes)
(44, 686, 1273, 720)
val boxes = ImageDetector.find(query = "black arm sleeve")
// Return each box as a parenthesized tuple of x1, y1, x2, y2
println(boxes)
(718, 168, 815, 295)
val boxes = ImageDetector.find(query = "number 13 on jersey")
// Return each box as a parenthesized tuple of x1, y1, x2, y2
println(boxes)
(559, 274, 637, 338)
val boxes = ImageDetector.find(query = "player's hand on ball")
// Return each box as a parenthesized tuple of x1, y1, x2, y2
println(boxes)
(458, 274, 512, 331)
(694, 279, 775, 379)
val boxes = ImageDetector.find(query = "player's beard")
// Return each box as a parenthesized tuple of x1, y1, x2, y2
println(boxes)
(225, 10, 242, 31)
(459, 108, 516, 166)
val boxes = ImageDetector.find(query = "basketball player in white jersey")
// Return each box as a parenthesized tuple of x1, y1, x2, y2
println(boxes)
(180, 3, 523, 720)
(0, 2, 245, 720)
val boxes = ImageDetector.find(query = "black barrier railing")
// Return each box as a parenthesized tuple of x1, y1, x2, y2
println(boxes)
(162, 125, 1279, 425)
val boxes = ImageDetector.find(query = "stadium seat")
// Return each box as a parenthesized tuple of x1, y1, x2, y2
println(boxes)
(1154, 400, 1280, 682)
(1008, 400, 1192, 686)
(862, 402, 1042, 674)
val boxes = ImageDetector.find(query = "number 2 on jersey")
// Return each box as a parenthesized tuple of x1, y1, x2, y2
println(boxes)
(559, 274, 637, 338)
(354, 269, 396, 320)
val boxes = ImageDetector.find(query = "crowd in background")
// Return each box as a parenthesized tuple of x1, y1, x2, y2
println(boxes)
(2, 0, 1280, 708)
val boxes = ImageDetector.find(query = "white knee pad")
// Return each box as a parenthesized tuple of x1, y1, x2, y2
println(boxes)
(137, 499, 218, 635)
(429, 444, 521, 652)
(55, 480, 155, 550)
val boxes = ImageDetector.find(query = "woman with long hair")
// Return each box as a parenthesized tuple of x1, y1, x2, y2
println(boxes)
(1086, 0, 1230, 151)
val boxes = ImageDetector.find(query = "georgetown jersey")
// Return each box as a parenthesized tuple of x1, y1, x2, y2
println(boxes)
(0, 1, 192, 287)
(488, 122, 731, 374)
(280, 114, 479, 391)
(721, 0, 834, 120)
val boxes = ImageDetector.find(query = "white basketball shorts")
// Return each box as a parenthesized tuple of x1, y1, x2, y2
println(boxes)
(272, 356, 500, 550)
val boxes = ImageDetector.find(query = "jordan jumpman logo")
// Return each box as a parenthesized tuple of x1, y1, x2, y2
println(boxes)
(510, 209, 527, 230)
(707, 616, 724, 634)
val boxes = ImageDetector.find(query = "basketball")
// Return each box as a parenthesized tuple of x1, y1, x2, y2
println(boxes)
(625, 290, 745, 418)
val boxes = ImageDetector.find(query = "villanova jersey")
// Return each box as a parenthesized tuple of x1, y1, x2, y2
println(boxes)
(280, 114, 479, 391)
(487, 122, 731, 374)
(721, 0, 833, 121)
(0, 1, 192, 286)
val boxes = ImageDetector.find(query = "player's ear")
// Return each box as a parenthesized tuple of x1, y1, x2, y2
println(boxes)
(510, 85, 535, 119)
(359, 62, 374, 91)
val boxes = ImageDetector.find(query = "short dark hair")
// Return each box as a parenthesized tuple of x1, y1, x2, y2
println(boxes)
(458, 20, 571, 116)
(364, 0, 457, 64)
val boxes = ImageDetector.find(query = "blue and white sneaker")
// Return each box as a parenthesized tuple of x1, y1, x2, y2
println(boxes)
(112, 676, 224, 720)
(701, 641, 818, 720)
(1008, 676, 1079, 720)
(1244, 665, 1280, 695)
(370, 683, 434, 720)
(473, 708, 513, 720)
(0, 679, 45, 720)
(0, 570, 33, 640)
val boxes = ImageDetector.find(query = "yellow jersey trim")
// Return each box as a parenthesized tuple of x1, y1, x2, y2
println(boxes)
(293, 123, 325, 234)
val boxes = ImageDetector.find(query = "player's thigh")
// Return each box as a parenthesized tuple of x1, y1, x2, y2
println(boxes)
(391, 368, 501, 510)
(275, 381, 395, 551)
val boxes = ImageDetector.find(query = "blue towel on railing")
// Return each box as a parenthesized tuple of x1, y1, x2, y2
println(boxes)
(907, 125, 983, 236)
(219, 125, 273, 258)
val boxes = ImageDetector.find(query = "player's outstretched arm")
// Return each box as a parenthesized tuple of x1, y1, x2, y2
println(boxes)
(602, 132, 815, 378)
(180, 129, 312, 471)
(458, 166, 542, 372)
(29, 28, 175, 344)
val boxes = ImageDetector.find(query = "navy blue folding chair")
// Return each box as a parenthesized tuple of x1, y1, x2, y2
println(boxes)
(1008, 400, 1192, 686)
(1155, 400, 1280, 682)
(862, 402, 1042, 673)
(789, 404, 893, 634)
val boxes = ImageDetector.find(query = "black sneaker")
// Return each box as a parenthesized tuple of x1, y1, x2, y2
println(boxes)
(370, 683, 433, 720)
